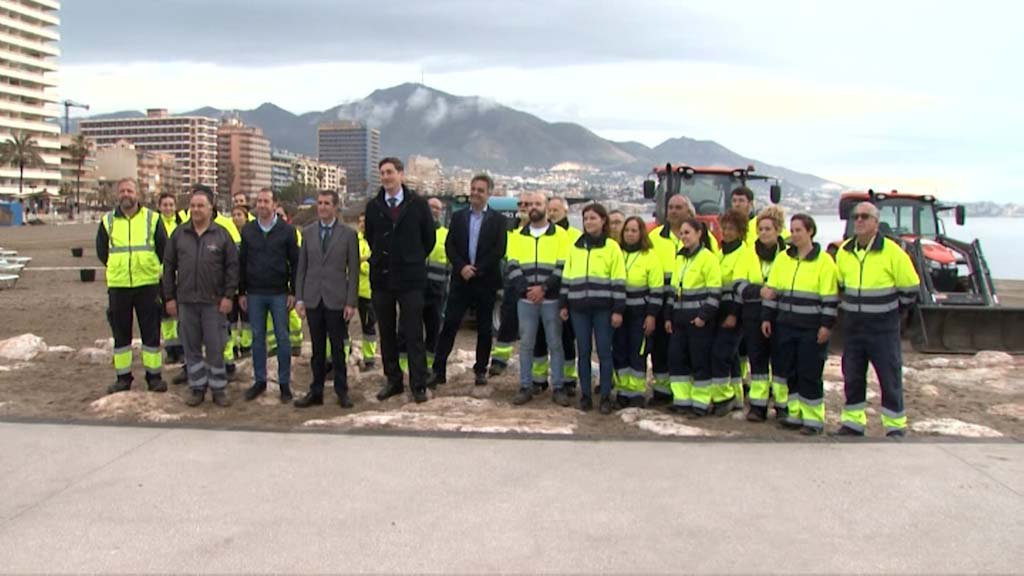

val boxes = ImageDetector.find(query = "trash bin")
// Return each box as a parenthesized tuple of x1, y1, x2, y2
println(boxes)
(71, 247, 83, 257)
(80, 269, 96, 282)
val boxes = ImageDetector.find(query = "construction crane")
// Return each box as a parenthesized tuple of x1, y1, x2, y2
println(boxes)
(63, 100, 89, 133)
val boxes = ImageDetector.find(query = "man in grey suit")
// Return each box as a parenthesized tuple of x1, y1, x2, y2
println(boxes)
(294, 190, 360, 408)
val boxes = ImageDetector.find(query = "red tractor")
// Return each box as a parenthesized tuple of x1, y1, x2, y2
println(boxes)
(642, 163, 782, 238)
(832, 189, 1023, 354)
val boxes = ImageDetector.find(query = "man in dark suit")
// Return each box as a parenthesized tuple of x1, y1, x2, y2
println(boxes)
(293, 189, 360, 408)
(428, 174, 508, 387)
(364, 157, 436, 403)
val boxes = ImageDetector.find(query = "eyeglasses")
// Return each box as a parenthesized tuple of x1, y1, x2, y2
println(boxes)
(852, 213, 875, 221)
(517, 202, 528, 207)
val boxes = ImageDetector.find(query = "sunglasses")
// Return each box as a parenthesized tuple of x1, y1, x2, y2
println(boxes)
(853, 213, 874, 221)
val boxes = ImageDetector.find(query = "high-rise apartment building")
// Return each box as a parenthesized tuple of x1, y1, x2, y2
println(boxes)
(80, 108, 218, 194)
(217, 116, 270, 200)
(317, 121, 379, 197)
(270, 148, 297, 193)
(0, 0, 61, 197)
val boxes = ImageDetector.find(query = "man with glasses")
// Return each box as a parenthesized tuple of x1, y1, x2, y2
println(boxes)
(834, 202, 920, 438)
(428, 174, 508, 387)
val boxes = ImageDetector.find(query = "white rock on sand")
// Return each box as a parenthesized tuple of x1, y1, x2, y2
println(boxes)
(987, 403, 1024, 421)
(0, 334, 47, 361)
(76, 347, 111, 365)
(89, 390, 204, 423)
(303, 396, 578, 435)
(910, 418, 1003, 438)
(0, 362, 31, 372)
(618, 408, 725, 437)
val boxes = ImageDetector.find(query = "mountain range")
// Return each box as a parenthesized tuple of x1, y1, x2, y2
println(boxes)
(71, 83, 838, 192)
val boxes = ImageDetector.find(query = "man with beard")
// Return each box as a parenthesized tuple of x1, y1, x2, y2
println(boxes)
(505, 191, 570, 406)
(531, 196, 579, 395)
(97, 177, 168, 394)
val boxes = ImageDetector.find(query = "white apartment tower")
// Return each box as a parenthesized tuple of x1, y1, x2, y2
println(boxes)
(0, 0, 61, 197)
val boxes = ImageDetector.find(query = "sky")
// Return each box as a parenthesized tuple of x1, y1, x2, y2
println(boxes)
(59, 0, 1024, 202)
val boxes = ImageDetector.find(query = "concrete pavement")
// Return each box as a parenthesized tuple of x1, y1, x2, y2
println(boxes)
(0, 422, 1021, 574)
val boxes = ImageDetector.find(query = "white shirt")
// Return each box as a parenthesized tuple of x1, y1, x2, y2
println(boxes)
(529, 224, 548, 238)
(384, 188, 404, 207)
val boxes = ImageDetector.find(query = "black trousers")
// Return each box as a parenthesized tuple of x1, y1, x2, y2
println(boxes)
(109, 285, 162, 383)
(358, 297, 377, 339)
(397, 288, 442, 362)
(433, 280, 498, 377)
(307, 304, 348, 396)
(842, 328, 904, 416)
(374, 288, 426, 391)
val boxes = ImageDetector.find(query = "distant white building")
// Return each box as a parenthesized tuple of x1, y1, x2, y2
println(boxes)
(0, 0, 62, 198)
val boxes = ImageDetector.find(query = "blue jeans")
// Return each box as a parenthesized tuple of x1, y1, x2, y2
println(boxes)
(570, 308, 614, 400)
(248, 293, 291, 387)
(517, 299, 563, 392)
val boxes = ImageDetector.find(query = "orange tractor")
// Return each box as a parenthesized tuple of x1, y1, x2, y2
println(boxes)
(642, 163, 781, 239)
(832, 189, 1024, 354)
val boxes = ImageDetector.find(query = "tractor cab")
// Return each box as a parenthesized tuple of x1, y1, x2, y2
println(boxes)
(643, 164, 781, 239)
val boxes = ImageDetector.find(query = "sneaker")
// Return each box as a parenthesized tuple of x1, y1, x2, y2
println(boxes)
(578, 396, 593, 412)
(886, 429, 907, 439)
(106, 379, 131, 394)
(185, 388, 205, 407)
(512, 389, 533, 405)
(488, 362, 506, 377)
(211, 389, 231, 407)
(599, 397, 612, 415)
(551, 389, 571, 407)
(832, 425, 865, 437)
(147, 378, 167, 393)
(243, 383, 266, 402)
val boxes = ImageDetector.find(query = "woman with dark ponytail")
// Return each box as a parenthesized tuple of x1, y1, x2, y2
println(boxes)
(663, 218, 720, 417)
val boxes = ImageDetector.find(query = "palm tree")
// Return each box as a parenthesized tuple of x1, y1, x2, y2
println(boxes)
(68, 134, 91, 216)
(0, 131, 45, 198)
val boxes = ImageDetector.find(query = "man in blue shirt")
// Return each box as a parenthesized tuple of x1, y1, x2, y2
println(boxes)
(428, 174, 508, 387)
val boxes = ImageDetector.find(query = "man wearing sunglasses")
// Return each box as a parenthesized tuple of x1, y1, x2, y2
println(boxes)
(834, 202, 920, 438)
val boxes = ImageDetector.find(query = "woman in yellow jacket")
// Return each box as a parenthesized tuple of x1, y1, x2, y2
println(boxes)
(613, 216, 663, 408)
(664, 218, 721, 417)
(736, 208, 787, 422)
(709, 209, 749, 416)
(761, 214, 839, 435)
(559, 203, 626, 414)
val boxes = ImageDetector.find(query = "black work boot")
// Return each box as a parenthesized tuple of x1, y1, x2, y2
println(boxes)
(106, 378, 131, 394)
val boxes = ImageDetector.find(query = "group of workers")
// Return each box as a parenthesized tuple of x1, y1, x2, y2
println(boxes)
(97, 160, 920, 436)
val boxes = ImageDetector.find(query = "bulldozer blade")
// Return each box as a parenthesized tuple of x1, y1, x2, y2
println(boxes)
(909, 305, 1024, 354)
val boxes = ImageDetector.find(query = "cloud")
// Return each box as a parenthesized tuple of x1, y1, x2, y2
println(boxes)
(405, 87, 433, 111)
